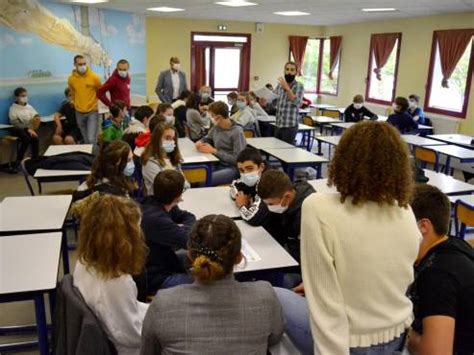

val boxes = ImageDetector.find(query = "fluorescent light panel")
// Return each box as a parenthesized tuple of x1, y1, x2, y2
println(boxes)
(147, 7, 185, 12)
(70, 0, 109, 3)
(362, 8, 397, 12)
(215, 1, 258, 7)
(274, 11, 310, 16)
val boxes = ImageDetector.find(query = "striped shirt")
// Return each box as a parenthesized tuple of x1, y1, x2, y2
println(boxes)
(275, 80, 304, 128)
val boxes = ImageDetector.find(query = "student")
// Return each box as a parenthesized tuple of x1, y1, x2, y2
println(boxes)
(186, 93, 209, 141)
(52, 88, 82, 145)
(122, 105, 154, 151)
(248, 91, 269, 119)
(141, 170, 196, 293)
(195, 101, 247, 186)
(198, 85, 214, 106)
(408, 185, 474, 355)
(133, 114, 167, 157)
(8, 87, 40, 166)
(141, 122, 186, 195)
(97, 59, 131, 110)
(68, 54, 101, 146)
(300, 121, 419, 354)
(408, 94, 426, 125)
(343, 94, 378, 122)
(155, 56, 188, 103)
(231, 92, 257, 130)
(257, 170, 315, 264)
(73, 194, 149, 355)
(227, 91, 239, 115)
(140, 215, 284, 354)
(73, 140, 136, 202)
(101, 101, 127, 144)
(172, 90, 192, 137)
(230, 147, 270, 226)
(387, 96, 418, 134)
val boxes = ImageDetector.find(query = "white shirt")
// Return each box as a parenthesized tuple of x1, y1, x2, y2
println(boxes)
(9, 102, 38, 129)
(171, 70, 180, 100)
(73, 261, 149, 355)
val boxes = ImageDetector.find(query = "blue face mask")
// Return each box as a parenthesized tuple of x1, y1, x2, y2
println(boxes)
(162, 140, 176, 153)
(237, 101, 247, 110)
(123, 160, 135, 177)
(241, 171, 260, 187)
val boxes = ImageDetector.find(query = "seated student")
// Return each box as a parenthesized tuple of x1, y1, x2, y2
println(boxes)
(227, 91, 239, 115)
(8, 87, 40, 167)
(265, 83, 274, 91)
(198, 85, 214, 107)
(408, 184, 474, 355)
(133, 114, 166, 156)
(248, 91, 269, 119)
(186, 93, 210, 141)
(158, 102, 186, 138)
(140, 215, 284, 355)
(52, 88, 82, 145)
(343, 94, 378, 122)
(101, 101, 127, 144)
(141, 170, 196, 293)
(257, 170, 315, 264)
(387, 96, 418, 134)
(231, 92, 256, 130)
(73, 140, 136, 201)
(73, 194, 149, 355)
(172, 90, 192, 136)
(195, 101, 247, 186)
(122, 105, 154, 151)
(141, 122, 186, 195)
(408, 94, 426, 125)
(230, 147, 270, 226)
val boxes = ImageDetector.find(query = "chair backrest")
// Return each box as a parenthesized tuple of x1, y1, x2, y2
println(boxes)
(322, 110, 340, 119)
(414, 146, 439, 172)
(454, 200, 474, 239)
(182, 164, 211, 186)
(244, 130, 254, 138)
(303, 116, 313, 126)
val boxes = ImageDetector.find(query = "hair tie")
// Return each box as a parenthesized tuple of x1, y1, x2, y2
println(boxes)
(192, 243, 223, 264)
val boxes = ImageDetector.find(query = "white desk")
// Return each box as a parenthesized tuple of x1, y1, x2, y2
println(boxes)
(34, 169, 90, 179)
(314, 135, 341, 156)
(265, 148, 328, 179)
(310, 104, 336, 110)
(44, 144, 93, 157)
(178, 137, 219, 164)
(331, 122, 354, 130)
(270, 123, 315, 132)
(428, 134, 473, 150)
(234, 220, 298, 273)
(427, 145, 474, 173)
(311, 116, 342, 124)
(247, 137, 295, 150)
(179, 186, 240, 219)
(424, 170, 474, 195)
(402, 135, 447, 147)
(448, 194, 474, 205)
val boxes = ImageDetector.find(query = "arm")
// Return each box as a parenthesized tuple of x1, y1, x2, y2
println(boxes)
(240, 195, 271, 226)
(94, 74, 102, 91)
(140, 303, 162, 355)
(171, 206, 196, 228)
(144, 210, 193, 249)
(9, 107, 23, 128)
(412, 317, 455, 355)
(97, 77, 113, 107)
(362, 106, 377, 119)
(301, 197, 350, 355)
(155, 72, 166, 102)
(268, 286, 284, 346)
(214, 130, 246, 165)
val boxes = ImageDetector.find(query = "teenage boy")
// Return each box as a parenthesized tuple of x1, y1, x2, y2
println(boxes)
(227, 91, 239, 115)
(408, 94, 426, 125)
(343, 94, 378, 122)
(52, 88, 82, 145)
(141, 170, 196, 294)
(101, 101, 126, 144)
(408, 184, 474, 355)
(123, 105, 154, 150)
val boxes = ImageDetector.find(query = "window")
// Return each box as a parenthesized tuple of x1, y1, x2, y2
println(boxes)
(365, 33, 402, 105)
(294, 39, 320, 92)
(425, 31, 473, 118)
(320, 39, 340, 95)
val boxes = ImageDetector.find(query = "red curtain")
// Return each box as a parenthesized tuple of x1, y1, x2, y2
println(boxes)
(289, 36, 309, 75)
(191, 44, 206, 92)
(328, 36, 342, 80)
(238, 43, 251, 91)
(371, 33, 399, 80)
(436, 29, 474, 88)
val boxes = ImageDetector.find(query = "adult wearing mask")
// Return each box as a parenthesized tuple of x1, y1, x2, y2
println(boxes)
(274, 62, 304, 145)
(68, 55, 101, 146)
(97, 59, 131, 110)
(155, 57, 187, 104)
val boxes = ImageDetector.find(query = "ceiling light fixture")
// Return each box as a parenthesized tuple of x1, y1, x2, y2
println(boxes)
(70, 0, 109, 3)
(147, 7, 185, 12)
(274, 11, 310, 16)
(362, 8, 397, 12)
(215, 1, 258, 7)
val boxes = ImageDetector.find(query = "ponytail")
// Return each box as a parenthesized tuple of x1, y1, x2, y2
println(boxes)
(191, 255, 225, 284)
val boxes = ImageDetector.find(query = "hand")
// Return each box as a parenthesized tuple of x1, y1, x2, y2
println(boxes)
(55, 124, 63, 136)
(195, 141, 204, 149)
(235, 191, 250, 208)
(196, 143, 217, 154)
(278, 77, 290, 91)
(27, 128, 38, 138)
(293, 282, 305, 296)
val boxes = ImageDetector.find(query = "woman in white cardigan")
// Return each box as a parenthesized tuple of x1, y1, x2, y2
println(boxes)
(290, 121, 420, 355)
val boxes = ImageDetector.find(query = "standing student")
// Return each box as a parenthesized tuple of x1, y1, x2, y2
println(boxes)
(141, 122, 186, 195)
(387, 96, 418, 134)
(300, 121, 419, 354)
(141, 170, 196, 293)
(274, 61, 304, 144)
(8, 87, 40, 166)
(73, 194, 149, 355)
(195, 101, 247, 186)
(140, 215, 284, 354)
(408, 94, 426, 125)
(68, 55, 101, 146)
(97, 59, 131, 110)
(343, 94, 378, 122)
(227, 91, 239, 115)
(122, 105, 154, 151)
(230, 92, 257, 130)
(155, 56, 187, 103)
(186, 93, 209, 141)
(408, 185, 474, 355)
(52, 88, 82, 145)
(101, 101, 127, 144)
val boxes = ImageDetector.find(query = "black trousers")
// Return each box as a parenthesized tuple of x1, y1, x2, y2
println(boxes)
(11, 127, 39, 162)
(275, 126, 298, 145)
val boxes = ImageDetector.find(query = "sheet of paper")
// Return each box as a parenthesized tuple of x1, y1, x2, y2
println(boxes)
(241, 239, 261, 263)
(183, 155, 210, 163)
(255, 87, 277, 102)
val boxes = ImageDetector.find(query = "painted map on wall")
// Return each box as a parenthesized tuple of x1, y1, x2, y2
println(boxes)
(0, 0, 145, 123)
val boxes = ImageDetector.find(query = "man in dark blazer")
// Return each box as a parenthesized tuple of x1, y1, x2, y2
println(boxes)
(155, 56, 187, 103)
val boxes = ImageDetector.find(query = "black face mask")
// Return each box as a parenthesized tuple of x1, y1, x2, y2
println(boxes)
(285, 74, 295, 83)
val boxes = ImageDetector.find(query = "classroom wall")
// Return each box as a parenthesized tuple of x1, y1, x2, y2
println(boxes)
(145, 18, 323, 97)
(320, 13, 474, 135)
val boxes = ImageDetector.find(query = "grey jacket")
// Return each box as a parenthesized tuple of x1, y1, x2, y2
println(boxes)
(202, 122, 247, 166)
(155, 69, 187, 103)
(140, 277, 283, 355)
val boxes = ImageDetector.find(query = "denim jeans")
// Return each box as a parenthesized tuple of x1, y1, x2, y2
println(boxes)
(75, 111, 99, 146)
(350, 336, 404, 355)
(159, 273, 193, 290)
(211, 165, 238, 186)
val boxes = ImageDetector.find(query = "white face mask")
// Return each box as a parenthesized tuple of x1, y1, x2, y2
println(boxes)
(172, 63, 180, 70)
(267, 202, 288, 214)
(164, 115, 174, 125)
(241, 171, 260, 187)
(77, 64, 87, 74)
(201, 92, 210, 99)
(18, 96, 28, 104)
(409, 100, 417, 108)
(118, 70, 128, 78)
(353, 103, 363, 109)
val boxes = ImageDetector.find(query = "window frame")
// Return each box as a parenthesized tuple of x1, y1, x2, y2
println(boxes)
(365, 32, 402, 106)
(423, 31, 474, 119)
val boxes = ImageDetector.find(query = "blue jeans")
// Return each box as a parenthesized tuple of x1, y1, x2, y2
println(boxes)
(211, 165, 238, 186)
(350, 336, 404, 355)
(75, 111, 99, 146)
(159, 273, 193, 290)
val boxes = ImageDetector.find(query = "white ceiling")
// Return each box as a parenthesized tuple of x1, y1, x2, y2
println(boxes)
(59, 0, 474, 26)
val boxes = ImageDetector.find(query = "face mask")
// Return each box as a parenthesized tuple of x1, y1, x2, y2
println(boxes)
(228, 100, 234, 106)
(162, 139, 176, 153)
(172, 63, 180, 70)
(241, 171, 260, 187)
(18, 96, 28, 104)
(164, 115, 174, 125)
(118, 70, 128, 78)
(201, 93, 210, 99)
(353, 103, 363, 109)
(284, 74, 295, 83)
(409, 100, 417, 108)
(237, 101, 247, 110)
(392, 103, 399, 112)
(123, 160, 135, 177)
(77, 65, 87, 74)
(267, 201, 289, 214)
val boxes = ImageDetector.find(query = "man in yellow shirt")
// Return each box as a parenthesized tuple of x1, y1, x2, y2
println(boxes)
(68, 55, 101, 146)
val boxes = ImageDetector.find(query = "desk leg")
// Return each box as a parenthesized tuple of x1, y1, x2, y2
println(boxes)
(61, 229, 70, 274)
(316, 163, 322, 179)
(444, 156, 452, 175)
(33, 293, 49, 355)
(317, 140, 322, 156)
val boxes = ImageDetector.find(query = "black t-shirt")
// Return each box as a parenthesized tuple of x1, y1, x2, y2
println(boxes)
(409, 237, 474, 354)
(58, 100, 78, 129)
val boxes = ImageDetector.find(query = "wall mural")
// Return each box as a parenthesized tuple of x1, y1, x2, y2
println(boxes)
(0, 0, 146, 122)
